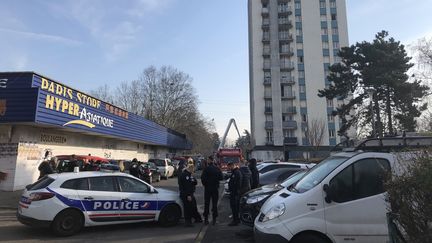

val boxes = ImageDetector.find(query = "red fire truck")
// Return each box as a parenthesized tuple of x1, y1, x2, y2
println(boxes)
(216, 119, 243, 172)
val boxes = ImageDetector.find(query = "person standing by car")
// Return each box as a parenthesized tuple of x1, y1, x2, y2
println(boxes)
(129, 158, 139, 178)
(227, 162, 242, 226)
(179, 164, 202, 226)
(201, 156, 223, 225)
(248, 158, 259, 189)
(38, 160, 53, 179)
(239, 159, 252, 195)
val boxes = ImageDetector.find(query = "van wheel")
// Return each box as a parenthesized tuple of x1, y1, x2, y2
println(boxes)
(51, 209, 83, 236)
(291, 233, 330, 243)
(159, 204, 181, 226)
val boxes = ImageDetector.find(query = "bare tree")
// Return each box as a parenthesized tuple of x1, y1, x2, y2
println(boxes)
(88, 65, 217, 155)
(89, 84, 114, 104)
(412, 37, 432, 132)
(115, 80, 142, 114)
(304, 118, 326, 159)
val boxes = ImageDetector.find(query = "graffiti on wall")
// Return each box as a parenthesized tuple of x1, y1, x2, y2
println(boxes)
(0, 143, 18, 157)
(18, 141, 42, 160)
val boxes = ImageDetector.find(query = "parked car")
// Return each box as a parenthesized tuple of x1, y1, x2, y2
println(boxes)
(141, 162, 161, 184)
(239, 170, 307, 227)
(255, 151, 396, 242)
(148, 159, 174, 179)
(259, 167, 303, 186)
(257, 162, 314, 174)
(55, 155, 109, 173)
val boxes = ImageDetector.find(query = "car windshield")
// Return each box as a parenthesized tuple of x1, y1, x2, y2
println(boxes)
(152, 160, 165, 166)
(293, 156, 348, 193)
(280, 170, 307, 187)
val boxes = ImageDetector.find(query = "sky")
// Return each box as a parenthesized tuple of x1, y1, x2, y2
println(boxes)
(1, 0, 432, 142)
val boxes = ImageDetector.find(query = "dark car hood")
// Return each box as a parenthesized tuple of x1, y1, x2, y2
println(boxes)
(245, 184, 282, 197)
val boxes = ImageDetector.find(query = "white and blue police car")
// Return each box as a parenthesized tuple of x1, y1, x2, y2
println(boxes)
(17, 171, 183, 236)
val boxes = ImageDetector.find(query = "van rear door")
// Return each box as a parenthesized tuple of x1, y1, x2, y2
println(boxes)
(323, 155, 391, 243)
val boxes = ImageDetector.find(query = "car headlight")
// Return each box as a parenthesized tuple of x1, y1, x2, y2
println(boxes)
(246, 194, 269, 204)
(262, 203, 285, 222)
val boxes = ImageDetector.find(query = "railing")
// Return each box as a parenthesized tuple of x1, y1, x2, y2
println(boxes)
(265, 121, 273, 128)
(284, 137, 298, 145)
(282, 106, 297, 114)
(282, 121, 297, 129)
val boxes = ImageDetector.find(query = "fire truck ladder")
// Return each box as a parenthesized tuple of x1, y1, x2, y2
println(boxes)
(219, 118, 242, 149)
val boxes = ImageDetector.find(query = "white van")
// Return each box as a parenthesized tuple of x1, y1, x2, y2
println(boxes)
(254, 150, 397, 243)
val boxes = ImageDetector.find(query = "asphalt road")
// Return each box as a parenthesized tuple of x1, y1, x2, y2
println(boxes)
(0, 172, 206, 243)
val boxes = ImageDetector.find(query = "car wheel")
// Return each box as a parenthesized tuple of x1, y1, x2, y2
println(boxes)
(291, 233, 330, 243)
(159, 204, 181, 226)
(51, 209, 83, 236)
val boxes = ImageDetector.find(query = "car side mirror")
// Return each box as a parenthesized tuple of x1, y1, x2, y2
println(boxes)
(323, 184, 334, 204)
(150, 187, 158, 193)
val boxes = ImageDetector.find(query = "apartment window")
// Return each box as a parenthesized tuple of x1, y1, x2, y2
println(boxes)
(264, 58, 270, 66)
(279, 31, 289, 39)
(263, 18, 270, 25)
(329, 129, 335, 137)
(296, 28, 303, 36)
(332, 27, 338, 35)
(279, 16, 289, 24)
(282, 115, 293, 122)
(298, 71, 305, 78)
(295, 16, 301, 22)
(330, 1, 336, 8)
(322, 42, 329, 49)
(284, 130, 295, 137)
(302, 114, 307, 122)
(265, 99, 272, 107)
(263, 31, 269, 39)
(279, 3, 288, 12)
(280, 44, 290, 53)
(327, 99, 334, 107)
(281, 72, 290, 80)
(266, 130, 273, 142)
(321, 28, 328, 35)
(299, 85, 305, 93)
(324, 70, 330, 78)
(334, 56, 341, 63)
(319, 1, 326, 8)
(328, 114, 334, 122)
(266, 115, 273, 122)
(295, 2, 301, 9)
(331, 14, 337, 20)
(324, 56, 330, 63)
(298, 56, 304, 63)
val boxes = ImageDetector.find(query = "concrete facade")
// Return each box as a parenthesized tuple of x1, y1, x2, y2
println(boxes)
(248, 0, 352, 160)
(0, 125, 171, 191)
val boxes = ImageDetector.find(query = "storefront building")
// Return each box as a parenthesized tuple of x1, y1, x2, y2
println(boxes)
(0, 72, 192, 191)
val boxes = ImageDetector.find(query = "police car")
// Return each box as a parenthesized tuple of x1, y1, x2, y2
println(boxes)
(17, 171, 183, 236)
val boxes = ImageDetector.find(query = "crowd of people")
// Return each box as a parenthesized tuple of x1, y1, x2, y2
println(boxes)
(37, 153, 260, 228)
(178, 156, 259, 227)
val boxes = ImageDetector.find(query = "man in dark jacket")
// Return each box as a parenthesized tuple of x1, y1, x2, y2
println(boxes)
(201, 156, 223, 225)
(227, 162, 242, 226)
(179, 164, 202, 226)
(38, 160, 53, 179)
(239, 160, 252, 195)
(248, 158, 259, 189)
(129, 158, 140, 178)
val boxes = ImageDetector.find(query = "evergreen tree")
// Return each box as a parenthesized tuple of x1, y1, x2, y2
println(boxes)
(319, 31, 429, 137)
